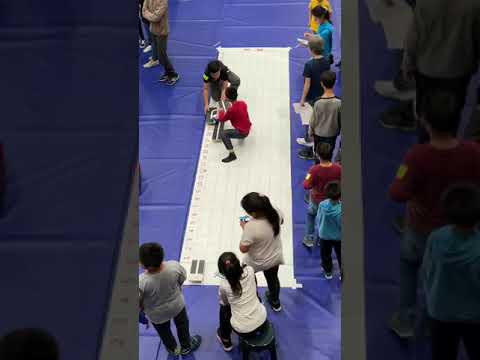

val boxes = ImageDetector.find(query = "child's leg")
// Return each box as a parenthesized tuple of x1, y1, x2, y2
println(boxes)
(152, 319, 178, 352)
(303, 201, 318, 246)
(429, 318, 461, 360)
(173, 308, 192, 350)
(333, 241, 341, 271)
(263, 265, 281, 305)
(320, 239, 334, 273)
(219, 305, 233, 340)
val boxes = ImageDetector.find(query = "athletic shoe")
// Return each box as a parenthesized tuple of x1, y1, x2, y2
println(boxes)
(166, 347, 181, 356)
(166, 74, 180, 86)
(303, 192, 310, 205)
(139, 40, 146, 49)
(143, 44, 152, 53)
(265, 291, 282, 312)
(388, 312, 415, 339)
(302, 237, 315, 248)
(298, 148, 316, 160)
(216, 329, 233, 352)
(380, 101, 416, 132)
(392, 215, 406, 234)
(324, 271, 333, 280)
(296, 138, 314, 147)
(143, 59, 159, 69)
(180, 335, 202, 356)
(159, 74, 169, 82)
(222, 153, 237, 163)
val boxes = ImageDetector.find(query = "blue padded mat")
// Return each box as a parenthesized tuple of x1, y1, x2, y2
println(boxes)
(139, 0, 342, 359)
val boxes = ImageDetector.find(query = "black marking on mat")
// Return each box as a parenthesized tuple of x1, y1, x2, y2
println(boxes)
(197, 260, 205, 274)
(190, 260, 198, 274)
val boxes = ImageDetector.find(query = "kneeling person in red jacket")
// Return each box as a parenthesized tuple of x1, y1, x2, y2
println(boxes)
(217, 87, 252, 163)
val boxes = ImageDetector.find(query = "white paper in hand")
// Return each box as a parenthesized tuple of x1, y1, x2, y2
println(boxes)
(297, 38, 308, 46)
(293, 102, 313, 126)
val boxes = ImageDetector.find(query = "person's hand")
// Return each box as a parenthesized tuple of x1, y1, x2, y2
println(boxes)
(204, 104, 210, 114)
(300, 100, 306, 107)
(304, 32, 314, 40)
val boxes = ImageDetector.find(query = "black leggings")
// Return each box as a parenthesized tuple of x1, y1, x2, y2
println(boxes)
(219, 304, 268, 340)
(220, 129, 248, 150)
(320, 239, 341, 273)
(263, 266, 281, 305)
(152, 308, 191, 352)
(430, 318, 480, 360)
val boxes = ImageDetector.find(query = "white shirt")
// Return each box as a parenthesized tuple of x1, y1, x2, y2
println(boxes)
(218, 266, 267, 333)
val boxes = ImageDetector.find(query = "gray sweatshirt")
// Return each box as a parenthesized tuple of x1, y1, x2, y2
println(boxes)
(403, 0, 480, 78)
(309, 97, 341, 138)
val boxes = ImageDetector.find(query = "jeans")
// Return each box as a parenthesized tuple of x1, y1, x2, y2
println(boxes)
(220, 129, 248, 150)
(151, 34, 176, 76)
(219, 304, 268, 340)
(430, 318, 480, 360)
(152, 307, 191, 352)
(305, 200, 319, 241)
(263, 265, 281, 305)
(414, 72, 471, 144)
(320, 239, 341, 273)
(398, 227, 429, 319)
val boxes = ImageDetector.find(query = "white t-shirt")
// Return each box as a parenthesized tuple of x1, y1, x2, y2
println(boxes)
(139, 261, 186, 324)
(240, 210, 285, 272)
(218, 266, 267, 334)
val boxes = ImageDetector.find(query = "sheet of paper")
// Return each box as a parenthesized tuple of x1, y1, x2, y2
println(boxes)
(293, 102, 313, 126)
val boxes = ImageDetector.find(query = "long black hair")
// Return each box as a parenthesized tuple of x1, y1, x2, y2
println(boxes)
(241, 192, 281, 236)
(311, 5, 332, 24)
(218, 252, 244, 296)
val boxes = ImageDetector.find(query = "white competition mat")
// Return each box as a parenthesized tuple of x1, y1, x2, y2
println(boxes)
(180, 47, 300, 289)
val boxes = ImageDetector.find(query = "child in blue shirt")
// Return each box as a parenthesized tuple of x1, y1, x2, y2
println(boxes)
(315, 180, 342, 280)
(422, 184, 480, 360)
(304, 5, 334, 64)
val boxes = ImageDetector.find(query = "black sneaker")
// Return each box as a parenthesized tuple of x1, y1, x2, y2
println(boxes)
(324, 271, 333, 280)
(222, 153, 237, 163)
(159, 74, 169, 82)
(380, 101, 417, 132)
(265, 291, 282, 312)
(393, 70, 415, 92)
(392, 215, 406, 234)
(166, 74, 180, 86)
(216, 329, 233, 352)
(180, 335, 202, 356)
(298, 148, 316, 160)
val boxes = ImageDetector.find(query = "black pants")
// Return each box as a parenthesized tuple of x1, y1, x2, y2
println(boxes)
(430, 318, 480, 360)
(263, 265, 281, 305)
(320, 240, 341, 273)
(220, 129, 248, 151)
(152, 34, 176, 77)
(415, 72, 471, 144)
(219, 304, 268, 340)
(152, 308, 191, 352)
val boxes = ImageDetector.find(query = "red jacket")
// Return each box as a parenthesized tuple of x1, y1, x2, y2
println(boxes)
(218, 101, 252, 135)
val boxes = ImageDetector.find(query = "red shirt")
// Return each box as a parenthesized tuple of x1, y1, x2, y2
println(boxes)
(218, 101, 252, 135)
(389, 141, 480, 233)
(303, 162, 342, 204)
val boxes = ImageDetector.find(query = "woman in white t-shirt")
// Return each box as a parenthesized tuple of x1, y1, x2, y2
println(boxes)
(216, 252, 268, 352)
(240, 192, 284, 312)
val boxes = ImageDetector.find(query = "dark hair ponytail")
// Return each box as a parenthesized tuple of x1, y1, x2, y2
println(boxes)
(218, 252, 244, 296)
(241, 192, 281, 236)
(311, 5, 332, 24)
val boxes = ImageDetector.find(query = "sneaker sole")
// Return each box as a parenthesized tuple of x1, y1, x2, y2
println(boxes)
(216, 334, 233, 352)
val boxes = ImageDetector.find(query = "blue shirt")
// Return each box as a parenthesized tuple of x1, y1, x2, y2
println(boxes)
(316, 22, 333, 58)
(315, 199, 341, 241)
(302, 57, 331, 103)
(423, 225, 480, 323)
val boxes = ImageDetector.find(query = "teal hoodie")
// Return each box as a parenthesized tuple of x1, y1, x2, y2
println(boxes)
(422, 225, 480, 322)
(315, 199, 341, 241)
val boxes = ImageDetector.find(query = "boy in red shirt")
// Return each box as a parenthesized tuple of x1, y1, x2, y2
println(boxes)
(303, 142, 341, 247)
(217, 87, 252, 163)
(388, 89, 480, 339)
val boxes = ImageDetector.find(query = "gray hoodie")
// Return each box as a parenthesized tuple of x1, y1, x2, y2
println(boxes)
(403, 0, 480, 78)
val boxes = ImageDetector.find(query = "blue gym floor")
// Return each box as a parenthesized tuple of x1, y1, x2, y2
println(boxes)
(139, 0, 342, 359)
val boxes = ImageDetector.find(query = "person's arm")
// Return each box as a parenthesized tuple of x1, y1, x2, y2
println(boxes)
(217, 106, 232, 123)
(218, 286, 229, 306)
(203, 82, 210, 112)
(301, 78, 311, 106)
(308, 103, 318, 137)
(239, 223, 254, 253)
(220, 80, 229, 101)
(303, 166, 315, 190)
(388, 151, 415, 202)
(177, 262, 187, 286)
(144, 0, 167, 23)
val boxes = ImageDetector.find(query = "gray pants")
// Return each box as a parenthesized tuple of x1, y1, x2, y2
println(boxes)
(151, 34, 176, 76)
(209, 71, 241, 102)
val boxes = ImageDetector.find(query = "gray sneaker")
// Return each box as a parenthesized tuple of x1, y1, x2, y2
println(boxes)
(302, 237, 315, 248)
(388, 312, 415, 339)
(180, 335, 202, 356)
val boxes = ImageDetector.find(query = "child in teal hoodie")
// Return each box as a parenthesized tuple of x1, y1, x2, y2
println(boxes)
(422, 184, 480, 359)
(315, 180, 341, 280)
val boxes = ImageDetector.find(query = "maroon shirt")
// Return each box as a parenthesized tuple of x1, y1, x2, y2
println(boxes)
(389, 141, 480, 233)
(218, 101, 252, 135)
(303, 162, 342, 204)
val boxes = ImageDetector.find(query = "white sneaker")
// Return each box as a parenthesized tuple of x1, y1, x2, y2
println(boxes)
(143, 45, 152, 53)
(143, 59, 159, 69)
(296, 138, 314, 147)
(374, 80, 416, 101)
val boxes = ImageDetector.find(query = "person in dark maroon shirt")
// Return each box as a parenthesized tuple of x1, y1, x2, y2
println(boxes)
(387, 89, 480, 339)
(302, 142, 341, 247)
(217, 87, 252, 163)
